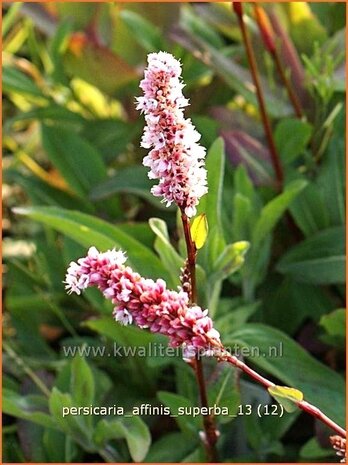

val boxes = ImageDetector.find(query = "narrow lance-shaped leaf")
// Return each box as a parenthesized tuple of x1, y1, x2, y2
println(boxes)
(13, 206, 171, 281)
(252, 179, 308, 249)
(149, 217, 183, 288)
(211, 241, 250, 282)
(93, 417, 151, 462)
(70, 355, 95, 407)
(41, 124, 107, 198)
(277, 226, 345, 284)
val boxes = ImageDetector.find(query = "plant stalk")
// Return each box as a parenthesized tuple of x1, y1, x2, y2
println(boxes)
(253, 4, 304, 119)
(216, 349, 346, 438)
(233, 2, 284, 190)
(181, 211, 219, 462)
(272, 49, 304, 119)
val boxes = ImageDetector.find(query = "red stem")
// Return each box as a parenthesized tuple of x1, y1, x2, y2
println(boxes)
(272, 48, 304, 119)
(218, 350, 346, 438)
(181, 212, 197, 303)
(253, 4, 304, 119)
(234, 2, 284, 190)
(181, 211, 219, 462)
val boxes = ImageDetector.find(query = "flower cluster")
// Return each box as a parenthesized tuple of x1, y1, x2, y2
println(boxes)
(330, 436, 347, 463)
(136, 51, 208, 217)
(64, 247, 221, 351)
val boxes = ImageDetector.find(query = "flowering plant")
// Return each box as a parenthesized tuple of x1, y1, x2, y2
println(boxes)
(4, 3, 345, 463)
(65, 52, 346, 462)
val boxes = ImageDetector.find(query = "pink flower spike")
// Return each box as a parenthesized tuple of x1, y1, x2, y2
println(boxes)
(136, 51, 208, 217)
(64, 247, 221, 353)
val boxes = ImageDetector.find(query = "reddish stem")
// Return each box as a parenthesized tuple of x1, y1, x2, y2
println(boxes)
(272, 48, 304, 119)
(181, 211, 219, 462)
(233, 2, 284, 190)
(253, 4, 304, 119)
(218, 350, 346, 438)
(181, 212, 197, 303)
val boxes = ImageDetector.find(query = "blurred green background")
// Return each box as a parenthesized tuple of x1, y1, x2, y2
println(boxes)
(2, 2, 346, 463)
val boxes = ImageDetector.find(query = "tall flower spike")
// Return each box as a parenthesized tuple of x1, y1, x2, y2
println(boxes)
(136, 51, 208, 217)
(64, 247, 221, 352)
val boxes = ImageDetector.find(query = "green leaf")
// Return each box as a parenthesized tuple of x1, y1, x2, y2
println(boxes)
(3, 389, 57, 430)
(190, 213, 208, 250)
(2, 2, 23, 37)
(81, 119, 141, 162)
(215, 300, 260, 335)
(56, 3, 98, 28)
(43, 429, 77, 463)
(197, 138, 225, 232)
(144, 432, 197, 463)
(149, 217, 183, 288)
(231, 193, 252, 240)
(268, 385, 304, 413)
(290, 183, 330, 236)
(234, 164, 255, 200)
(275, 118, 312, 164)
(64, 37, 138, 95)
(286, 3, 327, 54)
(320, 308, 345, 338)
(263, 277, 334, 335)
(117, 222, 155, 250)
(90, 165, 172, 210)
(277, 226, 345, 284)
(319, 308, 345, 348)
(157, 391, 198, 435)
(252, 179, 308, 248)
(84, 316, 164, 347)
(225, 323, 345, 425)
(211, 241, 249, 282)
(224, 131, 273, 186)
(120, 10, 165, 52)
(5, 170, 93, 212)
(41, 124, 107, 197)
(318, 136, 345, 225)
(231, 165, 259, 242)
(94, 417, 151, 462)
(196, 138, 226, 267)
(13, 206, 170, 280)
(8, 104, 84, 126)
(48, 388, 92, 449)
(300, 437, 335, 459)
(208, 364, 240, 424)
(70, 355, 95, 407)
(181, 6, 225, 49)
(191, 116, 219, 148)
(49, 20, 73, 84)
(3, 66, 44, 97)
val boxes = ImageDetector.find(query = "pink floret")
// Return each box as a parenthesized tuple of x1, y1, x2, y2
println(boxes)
(136, 51, 208, 217)
(64, 247, 220, 352)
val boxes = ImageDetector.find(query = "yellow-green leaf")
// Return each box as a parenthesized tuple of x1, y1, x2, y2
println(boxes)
(190, 213, 208, 250)
(211, 240, 250, 282)
(268, 385, 304, 413)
